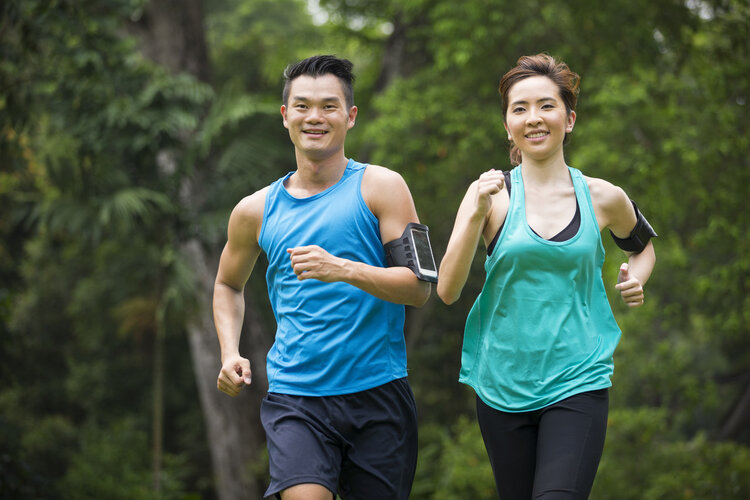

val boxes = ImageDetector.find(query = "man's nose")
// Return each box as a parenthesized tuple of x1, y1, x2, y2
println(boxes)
(306, 106, 323, 122)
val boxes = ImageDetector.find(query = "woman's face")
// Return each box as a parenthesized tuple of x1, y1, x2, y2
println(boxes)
(504, 75, 575, 164)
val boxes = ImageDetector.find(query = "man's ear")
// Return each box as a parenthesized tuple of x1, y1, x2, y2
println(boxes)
(347, 105, 358, 130)
(280, 105, 288, 128)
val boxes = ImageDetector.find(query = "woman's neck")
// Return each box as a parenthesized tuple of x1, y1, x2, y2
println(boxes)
(520, 156, 570, 188)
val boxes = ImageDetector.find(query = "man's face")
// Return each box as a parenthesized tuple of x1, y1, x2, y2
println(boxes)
(280, 74, 357, 161)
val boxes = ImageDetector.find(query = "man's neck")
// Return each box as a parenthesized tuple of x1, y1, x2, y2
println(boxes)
(285, 152, 349, 197)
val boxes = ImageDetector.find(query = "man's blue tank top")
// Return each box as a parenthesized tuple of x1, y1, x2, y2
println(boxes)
(258, 158, 407, 396)
(459, 166, 622, 412)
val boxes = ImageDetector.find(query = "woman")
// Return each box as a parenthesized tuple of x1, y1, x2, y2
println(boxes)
(437, 54, 656, 499)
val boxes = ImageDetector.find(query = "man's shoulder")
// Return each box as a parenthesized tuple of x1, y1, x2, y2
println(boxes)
(361, 163, 406, 188)
(232, 185, 271, 223)
(360, 163, 415, 223)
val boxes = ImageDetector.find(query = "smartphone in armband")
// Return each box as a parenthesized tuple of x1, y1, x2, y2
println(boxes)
(384, 223, 438, 283)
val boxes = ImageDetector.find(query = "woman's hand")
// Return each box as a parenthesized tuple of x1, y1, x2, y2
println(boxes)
(474, 169, 505, 217)
(615, 263, 645, 307)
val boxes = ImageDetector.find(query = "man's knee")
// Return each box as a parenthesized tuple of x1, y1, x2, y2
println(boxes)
(280, 483, 334, 500)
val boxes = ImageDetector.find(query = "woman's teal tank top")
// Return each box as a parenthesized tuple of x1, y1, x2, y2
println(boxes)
(459, 166, 622, 412)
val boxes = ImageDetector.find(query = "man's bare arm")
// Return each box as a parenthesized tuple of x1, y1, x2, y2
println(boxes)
(288, 165, 430, 306)
(213, 188, 266, 396)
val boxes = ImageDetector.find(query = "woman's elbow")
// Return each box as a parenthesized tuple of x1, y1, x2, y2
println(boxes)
(436, 283, 459, 305)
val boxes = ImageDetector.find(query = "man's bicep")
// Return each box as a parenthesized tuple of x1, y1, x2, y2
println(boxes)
(377, 176, 421, 244)
(216, 238, 260, 291)
(216, 195, 265, 290)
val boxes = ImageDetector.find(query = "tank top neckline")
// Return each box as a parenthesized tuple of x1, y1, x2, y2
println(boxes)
(279, 158, 356, 202)
(516, 166, 584, 246)
(488, 166, 583, 255)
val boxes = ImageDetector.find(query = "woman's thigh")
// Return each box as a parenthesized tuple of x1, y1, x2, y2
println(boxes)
(476, 395, 538, 499)
(533, 389, 609, 499)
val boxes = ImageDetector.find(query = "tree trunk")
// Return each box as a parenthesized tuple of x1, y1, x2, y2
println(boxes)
(184, 241, 269, 500)
(129, 2, 270, 498)
(373, 12, 407, 93)
(152, 322, 165, 492)
(719, 372, 750, 441)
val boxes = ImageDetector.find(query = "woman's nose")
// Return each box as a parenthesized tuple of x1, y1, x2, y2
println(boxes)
(526, 110, 541, 125)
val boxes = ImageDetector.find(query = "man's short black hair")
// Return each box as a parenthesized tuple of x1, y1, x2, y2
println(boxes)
(282, 55, 355, 109)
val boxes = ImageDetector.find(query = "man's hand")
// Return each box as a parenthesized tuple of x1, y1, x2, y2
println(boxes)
(615, 263, 645, 307)
(217, 355, 252, 397)
(287, 245, 346, 282)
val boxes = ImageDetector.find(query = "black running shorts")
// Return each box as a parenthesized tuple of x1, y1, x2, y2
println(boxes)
(261, 377, 418, 499)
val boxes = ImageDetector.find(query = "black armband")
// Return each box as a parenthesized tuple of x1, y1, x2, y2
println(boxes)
(610, 201, 657, 253)
(384, 223, 438, 282)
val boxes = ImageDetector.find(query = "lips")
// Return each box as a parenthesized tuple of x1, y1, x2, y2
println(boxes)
(303, 129, 328, 136)
(525, 130, 549, 139)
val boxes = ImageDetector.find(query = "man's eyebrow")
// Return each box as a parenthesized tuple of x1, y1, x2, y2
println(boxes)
(291, 95, 342, 103)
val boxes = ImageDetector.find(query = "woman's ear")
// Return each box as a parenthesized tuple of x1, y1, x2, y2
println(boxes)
(566, 110, 576, 133)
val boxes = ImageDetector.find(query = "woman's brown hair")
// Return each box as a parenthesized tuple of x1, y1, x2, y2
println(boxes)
(499, 54, 580, 166)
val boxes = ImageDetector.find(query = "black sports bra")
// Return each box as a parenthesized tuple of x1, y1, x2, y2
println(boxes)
(487, 170, 581, 256)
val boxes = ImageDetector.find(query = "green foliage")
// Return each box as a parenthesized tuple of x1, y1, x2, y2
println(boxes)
(1, 0, 213, 496)
(411, 418, 496, 500)
(208, 0, 322, 89)
(593, 408, 750, 499)
(60, 419, 187, 500)
(432, 417, 496, 500)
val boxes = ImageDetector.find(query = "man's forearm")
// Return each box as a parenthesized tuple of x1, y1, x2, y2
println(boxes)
(213, 281, 246, 361)
(342, 261, 431, 307)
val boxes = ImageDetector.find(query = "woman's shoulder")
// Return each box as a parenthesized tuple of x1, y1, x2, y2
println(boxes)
(583, 175, 628, 208)
(582, 174, 635, 231)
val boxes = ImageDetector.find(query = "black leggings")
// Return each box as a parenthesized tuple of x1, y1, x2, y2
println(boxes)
(476, 389, 609, 500)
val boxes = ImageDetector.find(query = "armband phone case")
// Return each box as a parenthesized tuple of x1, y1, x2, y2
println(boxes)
(384, 223, 438, 282)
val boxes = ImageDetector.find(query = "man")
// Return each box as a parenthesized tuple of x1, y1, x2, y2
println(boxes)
(213, 55, 431, 500)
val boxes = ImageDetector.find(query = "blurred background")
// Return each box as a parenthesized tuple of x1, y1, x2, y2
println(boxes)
(1, 0, 749, 498)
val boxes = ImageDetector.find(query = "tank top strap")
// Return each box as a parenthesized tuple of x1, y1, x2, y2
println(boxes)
(506, 166, 524, 227)
(568, 167, 598, 232)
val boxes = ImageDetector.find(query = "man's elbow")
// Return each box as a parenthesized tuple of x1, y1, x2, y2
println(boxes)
(407, 282, 431, 307)
(214, 279, 244, 295)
